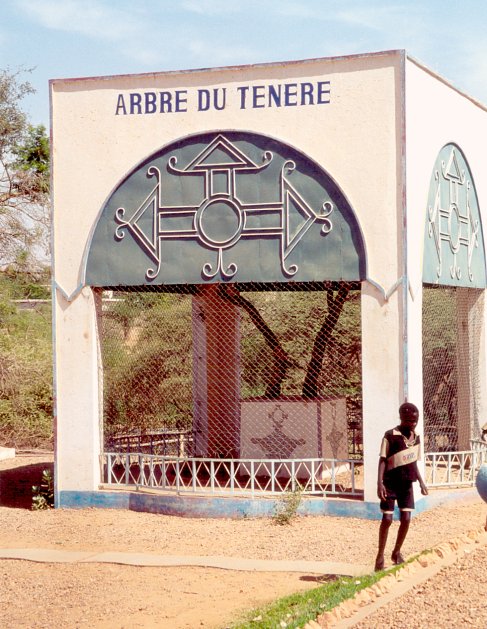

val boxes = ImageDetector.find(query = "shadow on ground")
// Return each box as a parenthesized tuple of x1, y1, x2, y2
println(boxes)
(0, 462, 54, 509)
(300, 574, 338, 583)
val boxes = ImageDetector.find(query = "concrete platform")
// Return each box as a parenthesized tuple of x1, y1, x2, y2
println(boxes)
(57, 486, 479, 520)
(0, 447, 15, 462)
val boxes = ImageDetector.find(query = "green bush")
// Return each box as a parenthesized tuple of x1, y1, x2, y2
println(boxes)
(32, 469, 54, 510)
(102, 292, 194, 438)
(0, 273, 53, 449)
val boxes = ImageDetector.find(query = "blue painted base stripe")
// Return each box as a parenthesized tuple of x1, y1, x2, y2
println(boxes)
(58, 487, 477, 520)
(415, 488, 477, 513)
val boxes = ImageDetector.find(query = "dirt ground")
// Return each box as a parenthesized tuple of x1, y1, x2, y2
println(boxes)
(353, 542, 487, 629)
(0, 452, 486, 628)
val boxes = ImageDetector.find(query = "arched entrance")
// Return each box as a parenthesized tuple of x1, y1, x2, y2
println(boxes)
(422, 143, 487, 486)
(84, 131, 367, 497)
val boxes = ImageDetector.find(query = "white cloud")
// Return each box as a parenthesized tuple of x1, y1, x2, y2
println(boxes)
(16, 0, 142, 42)
(180, 0, 242, 15)
(14, 0, 176, 68)
(185, 39, 262, 67)
(334, 5, 410, 31)
(269, 0, 413, 31)
(274, 1, 332, 20)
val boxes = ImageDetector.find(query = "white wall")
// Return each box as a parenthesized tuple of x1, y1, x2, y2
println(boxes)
(405, 58, 487, 456)
(51, 52, 404, 298)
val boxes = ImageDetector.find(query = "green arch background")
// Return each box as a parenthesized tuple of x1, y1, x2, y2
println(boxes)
(84, 131, 367, 286)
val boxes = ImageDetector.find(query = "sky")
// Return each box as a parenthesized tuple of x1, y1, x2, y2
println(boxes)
(2, 0, 487, 128)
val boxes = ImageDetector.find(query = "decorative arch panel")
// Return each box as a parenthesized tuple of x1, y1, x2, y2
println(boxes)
(85, 131, 367, 286)
(423, 143, 486, 288)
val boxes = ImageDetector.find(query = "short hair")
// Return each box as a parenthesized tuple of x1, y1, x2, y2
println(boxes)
(399, 402, 419, 420)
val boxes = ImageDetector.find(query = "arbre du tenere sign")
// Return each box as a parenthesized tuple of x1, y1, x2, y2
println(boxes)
(114, 80, 331, 115)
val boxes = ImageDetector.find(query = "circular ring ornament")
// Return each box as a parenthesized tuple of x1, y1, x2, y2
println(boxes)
(195, 195, 244, 249)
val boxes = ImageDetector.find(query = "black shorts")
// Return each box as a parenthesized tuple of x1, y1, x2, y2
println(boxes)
(380, 482, 414, 513)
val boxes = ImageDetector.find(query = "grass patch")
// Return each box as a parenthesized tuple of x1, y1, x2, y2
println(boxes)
(228, 564, 407, 629)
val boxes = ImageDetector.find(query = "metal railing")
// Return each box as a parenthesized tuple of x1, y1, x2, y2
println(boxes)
(424, 442, 487, 488)
(101, 453, 363, 497)
(106, 430, 192, 457)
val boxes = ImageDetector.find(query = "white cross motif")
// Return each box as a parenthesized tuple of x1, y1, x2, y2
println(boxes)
(114, 134, 333, 281)
(427, 147, 479, 282)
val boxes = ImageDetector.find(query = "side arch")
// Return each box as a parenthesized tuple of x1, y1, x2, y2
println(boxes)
(84, 131, 367, 286)
(423, 143, 486, 288)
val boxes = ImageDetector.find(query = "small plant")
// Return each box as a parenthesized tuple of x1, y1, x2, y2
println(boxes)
(32, 469, 54, 510)
(272, 484, 303, 525)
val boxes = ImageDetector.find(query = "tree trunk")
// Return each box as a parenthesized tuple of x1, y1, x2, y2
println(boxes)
(302, 284, 350, 399)
(217, 285, 289, 398)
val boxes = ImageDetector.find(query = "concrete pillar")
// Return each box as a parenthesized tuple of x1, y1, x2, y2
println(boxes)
(192, 285, 240, 458)
(361, 282, 402, 503)
(54, 287, 102, 504)
(192, 296, 208, 456)
(406, 282, 426, 494)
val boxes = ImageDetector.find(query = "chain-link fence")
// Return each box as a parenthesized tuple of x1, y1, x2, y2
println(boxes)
(97, 283, 363, 493)
(422, 286, 483, 453)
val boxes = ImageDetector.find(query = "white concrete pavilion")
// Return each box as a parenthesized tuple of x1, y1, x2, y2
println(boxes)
(51, 50, 487, 517)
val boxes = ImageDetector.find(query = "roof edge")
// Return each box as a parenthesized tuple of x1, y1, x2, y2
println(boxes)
(49, 49, 405, 88)
(406, 54, 487, 113)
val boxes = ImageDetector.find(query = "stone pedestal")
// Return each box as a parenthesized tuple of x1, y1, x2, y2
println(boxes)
(240, 397, 348, 478)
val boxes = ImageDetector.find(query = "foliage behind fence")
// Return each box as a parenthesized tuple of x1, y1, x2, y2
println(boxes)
(422, 286, 483, 451)
(99, 284, 363, 459)
(0, 273, 52, 449)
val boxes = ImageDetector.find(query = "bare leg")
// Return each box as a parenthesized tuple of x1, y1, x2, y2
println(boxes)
(391, 511, 411, 563)
(375, 514, 392, 570)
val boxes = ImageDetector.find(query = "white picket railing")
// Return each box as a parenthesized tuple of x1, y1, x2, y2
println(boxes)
(101, 442, 487, 497)
(424, 441, 487, 488)
(101, 453, 363, 497)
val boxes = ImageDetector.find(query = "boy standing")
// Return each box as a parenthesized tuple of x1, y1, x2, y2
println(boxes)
(375, 402, 428, 571)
